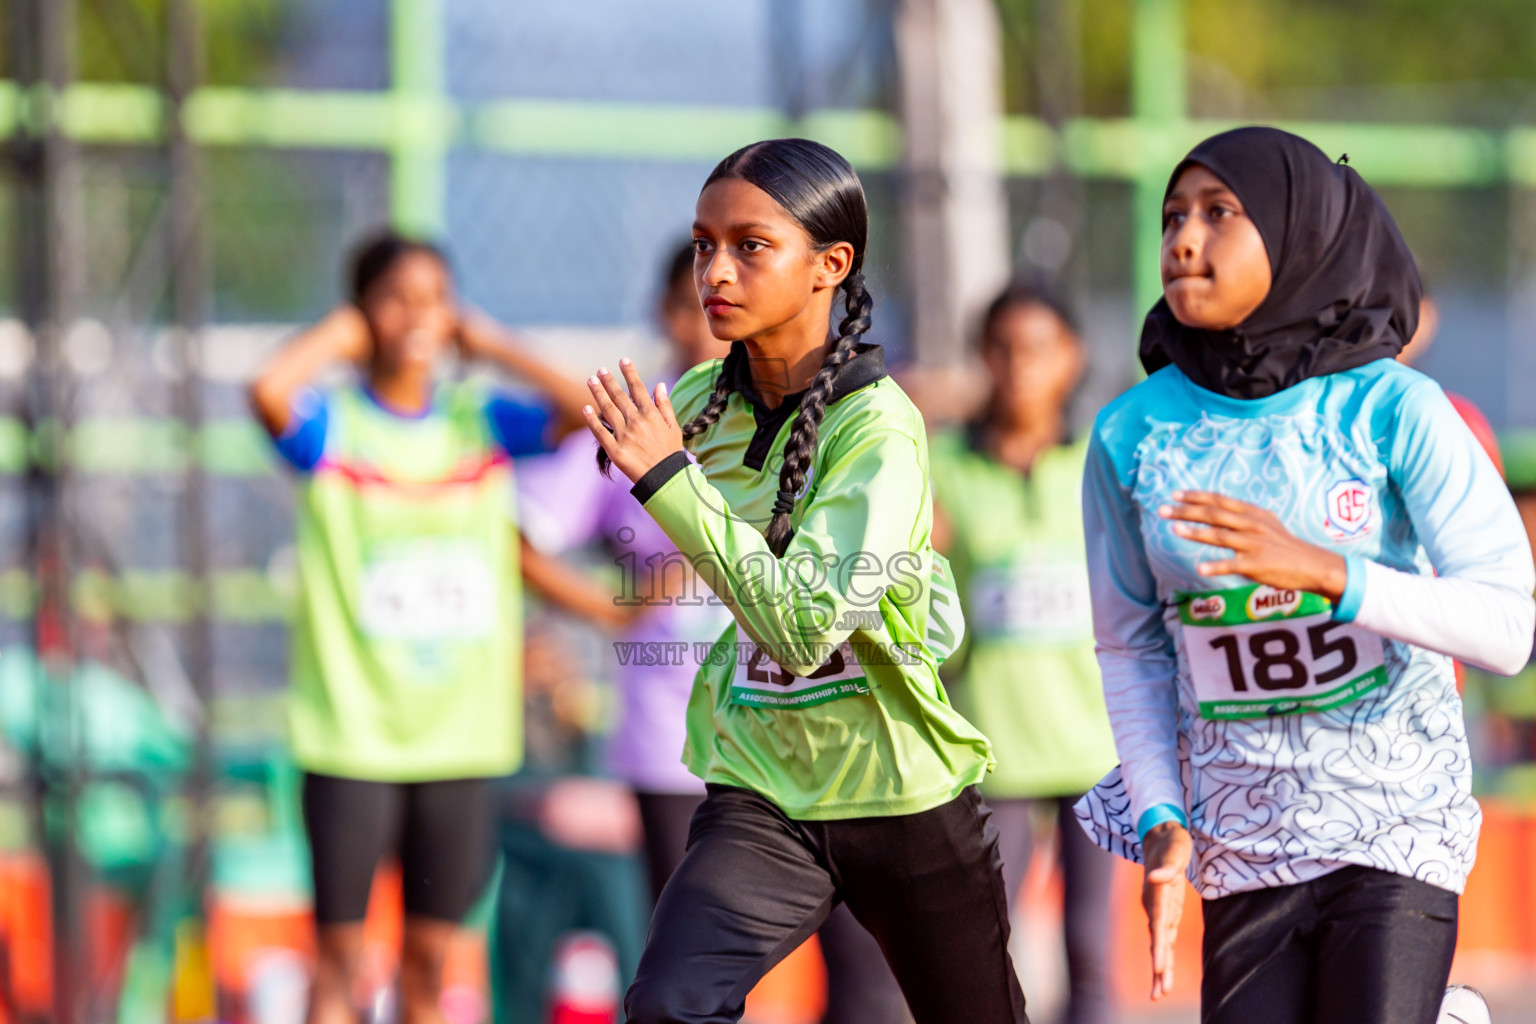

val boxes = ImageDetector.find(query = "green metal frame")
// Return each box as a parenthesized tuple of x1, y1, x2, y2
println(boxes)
(388, 0, 447, 233)
(5, 1, 1525, 194)
(4, 0, 1525, 335)
(13, 77, 1526, 179)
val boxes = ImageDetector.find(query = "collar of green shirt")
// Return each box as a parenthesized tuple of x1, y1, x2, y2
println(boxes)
(722, 340, 888, 470)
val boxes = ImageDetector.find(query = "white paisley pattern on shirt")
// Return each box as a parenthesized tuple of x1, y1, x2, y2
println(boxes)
(1075, 379, 1480, 900)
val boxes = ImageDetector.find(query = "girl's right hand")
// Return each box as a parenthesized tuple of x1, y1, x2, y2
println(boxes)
(325, 304, 373, 364)
(584, 359, 685, 485)
(248, 304, 373, 437)
(1142, 821, 1193, 1001)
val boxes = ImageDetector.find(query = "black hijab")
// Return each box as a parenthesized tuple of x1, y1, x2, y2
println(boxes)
(1139, 126, 1421, 399)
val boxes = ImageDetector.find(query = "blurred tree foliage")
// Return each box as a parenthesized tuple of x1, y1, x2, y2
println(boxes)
(75, 0, 286, 85)
(998, 0, 1131, 117)
(999, 0, 1536, 118)
(1183, 0, 1536, 93)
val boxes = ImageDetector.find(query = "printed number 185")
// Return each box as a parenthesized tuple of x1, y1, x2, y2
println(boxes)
(1209, 621, 1358, 692)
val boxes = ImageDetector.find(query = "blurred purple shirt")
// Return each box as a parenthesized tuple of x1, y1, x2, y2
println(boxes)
(516, 432, 732, 794)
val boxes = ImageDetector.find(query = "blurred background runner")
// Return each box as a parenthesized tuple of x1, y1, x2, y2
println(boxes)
(250, 231, 588, 1024)
(931, 279, 1119, 1024)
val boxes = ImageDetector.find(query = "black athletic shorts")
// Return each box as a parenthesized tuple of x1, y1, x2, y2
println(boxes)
(301, 771, 496, 926)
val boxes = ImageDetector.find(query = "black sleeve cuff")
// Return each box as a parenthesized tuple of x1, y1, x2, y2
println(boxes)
(630, 450, 691, 505)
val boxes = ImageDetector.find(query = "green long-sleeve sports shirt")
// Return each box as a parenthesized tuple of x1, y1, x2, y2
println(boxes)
(628, 340, 995, 820)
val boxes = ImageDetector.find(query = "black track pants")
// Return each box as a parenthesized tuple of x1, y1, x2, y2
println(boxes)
(632, 788, 909, 1024)
(1200, 864, 1457, 1024)
(624, 783, 1029, 1024)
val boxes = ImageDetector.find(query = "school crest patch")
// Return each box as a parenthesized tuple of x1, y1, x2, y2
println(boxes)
(1324, 478, 1373, 539)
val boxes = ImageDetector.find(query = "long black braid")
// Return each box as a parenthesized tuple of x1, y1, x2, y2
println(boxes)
(763, 272, 873, 555)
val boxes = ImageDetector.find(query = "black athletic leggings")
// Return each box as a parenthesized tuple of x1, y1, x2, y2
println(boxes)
(625, 783, 1029, 1024)
(633, 791, 703, 907)
(632, 790, 909, 1024)
(1200, 864, 1458, 1024)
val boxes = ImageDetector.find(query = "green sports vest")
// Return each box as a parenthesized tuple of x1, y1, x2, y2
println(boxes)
(928, 429, 1118, 798)
(287, 383, 522, 781)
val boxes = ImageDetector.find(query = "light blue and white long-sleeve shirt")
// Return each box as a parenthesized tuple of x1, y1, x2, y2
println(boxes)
(1074, 359, 1534, 898)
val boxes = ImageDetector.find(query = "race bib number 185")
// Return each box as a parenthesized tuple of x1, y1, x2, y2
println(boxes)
(1178, 584, 1387, 720)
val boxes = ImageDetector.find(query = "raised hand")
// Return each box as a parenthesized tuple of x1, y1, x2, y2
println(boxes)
(1160, 490, 1348, 601)
(583, 357, 686, 484)
(328, 304, 374, 364)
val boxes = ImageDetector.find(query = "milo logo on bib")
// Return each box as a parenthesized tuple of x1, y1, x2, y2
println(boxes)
(1188, 595, 1226, 620)
(1176, 583, 1388, 720)
(1247, 586, 1301, 619)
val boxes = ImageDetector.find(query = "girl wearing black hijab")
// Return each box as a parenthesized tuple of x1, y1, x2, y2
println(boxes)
(1072, 126, 1533, 1023)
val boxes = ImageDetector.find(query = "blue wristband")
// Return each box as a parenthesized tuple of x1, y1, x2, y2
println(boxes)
(1136, 803, 1188, 843)
(1333, 554, 1367, 623)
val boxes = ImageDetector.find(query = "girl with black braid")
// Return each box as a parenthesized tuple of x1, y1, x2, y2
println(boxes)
(584, 138, 1028, 1024)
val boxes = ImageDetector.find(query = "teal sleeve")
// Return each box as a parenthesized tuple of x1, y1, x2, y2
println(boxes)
(1083, 430, 1186, 837)
(635, 429, 928, 676)
(1136, 803, 1189, 841)
(1333, 554, 1368, 623)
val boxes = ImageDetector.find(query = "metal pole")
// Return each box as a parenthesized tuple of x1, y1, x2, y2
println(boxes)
(770, 0, 808, 122)
(12, 0, 86, 1020)
(1130, 0, 1187, 333)
(1019, 0, 1086, 287)
(894, 0, 1011, 366)
(167, 0, 215, 1018)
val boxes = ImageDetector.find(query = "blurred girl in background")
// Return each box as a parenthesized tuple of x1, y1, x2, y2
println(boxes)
(249, 231, 588, 1024)
(930, 280, 1119, 1024)
(517, 243, 735, 902)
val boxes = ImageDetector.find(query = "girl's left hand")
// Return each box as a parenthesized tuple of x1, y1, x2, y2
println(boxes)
(584, 358, 685, 484)
(1141, 822, 1193, 1001)
(1160, 491, 1348, 602)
